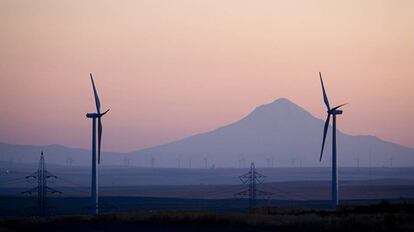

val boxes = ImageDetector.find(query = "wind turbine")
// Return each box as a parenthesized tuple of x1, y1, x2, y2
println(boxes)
(86, 73, 109, 215)
(318, 72, 346, 208)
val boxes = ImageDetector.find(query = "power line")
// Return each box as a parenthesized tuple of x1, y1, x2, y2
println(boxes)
(0, 177, 27, 186)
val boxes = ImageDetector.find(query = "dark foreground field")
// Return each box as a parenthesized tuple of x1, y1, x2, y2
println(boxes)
(1, 196, 413, 218)
(1, 201, 413, 232)
(1, 167, 414, 230)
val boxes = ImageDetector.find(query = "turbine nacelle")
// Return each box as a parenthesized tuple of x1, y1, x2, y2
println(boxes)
(86, 109, 110, 118)
(328, 109, 343, 115)
(86, 113, 99, 118)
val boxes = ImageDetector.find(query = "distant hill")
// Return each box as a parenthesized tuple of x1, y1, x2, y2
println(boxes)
(128, 98, 414, 168)
(1, 98, 413, 168)
(0, 143, 124, 167)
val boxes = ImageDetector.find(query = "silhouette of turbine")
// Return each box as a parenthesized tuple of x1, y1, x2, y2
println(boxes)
(86, 73, 109, 215)
(318, 72, 347, 208)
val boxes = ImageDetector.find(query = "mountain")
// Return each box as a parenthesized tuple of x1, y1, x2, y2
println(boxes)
(128, 98, 414, 168)
(1, 98, 413, 168)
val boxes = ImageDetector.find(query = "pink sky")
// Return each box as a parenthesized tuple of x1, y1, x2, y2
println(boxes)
(0, 0, 413, 152)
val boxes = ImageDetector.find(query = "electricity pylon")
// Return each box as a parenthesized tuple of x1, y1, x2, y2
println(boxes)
(22, 152, 61, 216)
(235, 162, 270, 210)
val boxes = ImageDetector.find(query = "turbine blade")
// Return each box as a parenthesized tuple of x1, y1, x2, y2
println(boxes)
(97, 109, 109, 164)
(319, 72, 331, 110)
(101, 109, 110, 116)
(90, 73, 101, 114)
(332, 103, 348, 111)
(320, 114, 331, 161)
(98, 118, 102, 164)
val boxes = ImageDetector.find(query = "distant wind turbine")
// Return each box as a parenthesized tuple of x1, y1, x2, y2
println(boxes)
(150, 156, 155, 168)
(389, 157, 393, 167)
(86, 73, 109, 215)
(354, 155, 360, 168)
(318, 72, 347, 208)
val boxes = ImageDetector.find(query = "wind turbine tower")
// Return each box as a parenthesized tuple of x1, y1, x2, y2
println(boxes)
(318, 72, 347, 208)
(177, 158, 181, 168)
(86, 74, 109, 215)
(266, 158, 270, 168)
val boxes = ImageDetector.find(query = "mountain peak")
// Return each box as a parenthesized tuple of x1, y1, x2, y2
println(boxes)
(271, 97, 292, 104)
(250, 98, 305, 117)
(269, 97, 295, 106)
(255, 98, 297, 109)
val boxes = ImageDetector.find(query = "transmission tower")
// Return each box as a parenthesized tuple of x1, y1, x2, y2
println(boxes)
(22, 152, 61, 216)
(235, 162, 270, 210)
